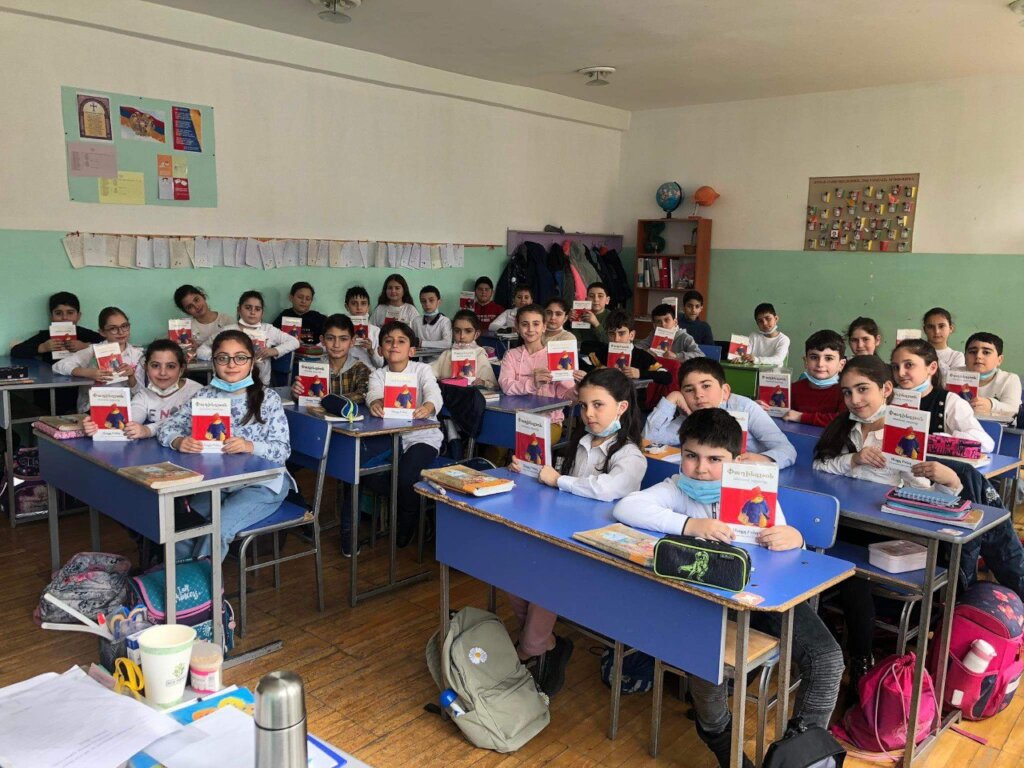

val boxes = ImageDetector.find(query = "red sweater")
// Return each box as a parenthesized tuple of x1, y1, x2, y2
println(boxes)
(474, 301, 505, 327)
(792, 379, 847, 427)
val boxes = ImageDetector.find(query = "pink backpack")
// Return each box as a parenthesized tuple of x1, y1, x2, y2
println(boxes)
(831, 653, 936, 754)
(927, 582, 1024, 720)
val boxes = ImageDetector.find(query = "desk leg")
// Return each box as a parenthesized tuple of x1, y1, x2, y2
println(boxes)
(389, 433, 399, 586)
(731, 612, 750, 768)
(349, 438, 362, 608)
(440, 562, 451, 639)
(776, 608, 794, 738)
(211, 489, 224, 648)
(608, 640, 624, 740)
(903, 539, 939, 766)
(932, 542, 963, 735)
(165, 537, 178, 626)
(4, 391, 14, 527)
(48, 481, 60, 571)
(89, 507, 101, 551)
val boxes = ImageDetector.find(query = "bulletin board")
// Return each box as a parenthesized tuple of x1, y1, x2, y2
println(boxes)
(61, 85, 217, 207)
(804, 173, 919, 253)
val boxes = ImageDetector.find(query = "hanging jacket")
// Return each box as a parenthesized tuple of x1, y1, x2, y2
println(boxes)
(495, 244, 534, 309)
(568, 241, 600, 288)
(601, 248, 632, 308)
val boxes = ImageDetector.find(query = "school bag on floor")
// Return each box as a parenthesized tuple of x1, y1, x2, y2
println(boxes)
(425, 606, 549, 752)
(927, 581, 1024, 720)
(36, 552, 132, 624)
(763, 717, 845, 768)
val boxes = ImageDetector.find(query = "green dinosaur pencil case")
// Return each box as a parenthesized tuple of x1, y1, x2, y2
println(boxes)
(653, 535, 751, 592)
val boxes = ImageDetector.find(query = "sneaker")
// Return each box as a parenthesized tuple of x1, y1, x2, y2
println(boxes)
(340, 533, 362, 558)
(539, 636, 574, 696)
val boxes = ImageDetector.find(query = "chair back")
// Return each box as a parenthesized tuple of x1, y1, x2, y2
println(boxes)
(979, 418, 1003, 456)
(698, 344, 722, 361)
(284, 408, 333, 519)
(777, 486, 840, 551)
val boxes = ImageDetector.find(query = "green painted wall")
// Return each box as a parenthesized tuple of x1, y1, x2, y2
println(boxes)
(0, 229, 506, 352)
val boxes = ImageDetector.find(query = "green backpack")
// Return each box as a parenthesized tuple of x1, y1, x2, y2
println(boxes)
(426, 606, 550, 752)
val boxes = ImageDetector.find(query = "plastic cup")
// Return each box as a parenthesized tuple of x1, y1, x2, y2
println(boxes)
(139, 624, 197, 707)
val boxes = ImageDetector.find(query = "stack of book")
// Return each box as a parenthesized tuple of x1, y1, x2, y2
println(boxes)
(868, 540, 928, 573)
(880, 486, 982, 530)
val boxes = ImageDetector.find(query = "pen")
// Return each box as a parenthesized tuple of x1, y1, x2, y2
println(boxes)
(425, 480, 447, 496)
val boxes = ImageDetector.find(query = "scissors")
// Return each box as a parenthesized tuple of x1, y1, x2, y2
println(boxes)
(113, 657, 145, 701)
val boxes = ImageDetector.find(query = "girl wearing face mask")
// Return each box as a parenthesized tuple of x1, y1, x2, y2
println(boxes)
(158, 330, 294, 562)
(890, 339, 994, 453)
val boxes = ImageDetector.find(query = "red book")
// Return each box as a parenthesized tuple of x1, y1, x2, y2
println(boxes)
(719, 462, 779, 544)
(191, 397, 232, 453)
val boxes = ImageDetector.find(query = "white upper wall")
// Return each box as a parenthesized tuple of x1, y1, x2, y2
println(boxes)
(619, 76, 1024, 254)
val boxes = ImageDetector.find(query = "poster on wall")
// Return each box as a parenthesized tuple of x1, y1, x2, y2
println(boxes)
(804, 173, 919, 253)
(61, 86, 217, 207)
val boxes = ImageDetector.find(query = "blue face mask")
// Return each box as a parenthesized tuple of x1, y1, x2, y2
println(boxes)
(798, 371, 840, 388)
(676, 475, 722, 505)
(979, 368, 998, 381)
(586, 418, 621, 438)
(211, 374, 254, 393)
(910, 380, 931, 393)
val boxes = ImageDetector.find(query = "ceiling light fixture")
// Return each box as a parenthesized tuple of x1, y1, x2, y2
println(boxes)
(578, 66, 616, 87)
(310, 0, 362, 24)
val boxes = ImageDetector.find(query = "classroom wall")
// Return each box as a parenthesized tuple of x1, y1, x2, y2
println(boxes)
(618, 75, 1024, 369)
(0, 2, 626, 351)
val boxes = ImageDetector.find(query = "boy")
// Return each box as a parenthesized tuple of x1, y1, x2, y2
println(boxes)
(542, 298, 575, 343)
(679, 290, 714, 346)
(773, 330, 847, 426)
(571, 282, 611, 347)
(489, 286, 532, 333)
(472, 276, 504, 327)
(411, 285, 452, 349)
(614, 409, 841, 768)
(344, 286, 384, 368)
(961, 332, 1022, 425)
(577, 310, 671, 387)
(430, 310, 498, 388)
(644, 358, 797, 468)
(636, 303, 703, 360)
(11, 291, 103, 362)
(743, 303, 790, 366)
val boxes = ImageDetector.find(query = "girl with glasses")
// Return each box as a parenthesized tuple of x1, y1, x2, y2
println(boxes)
(53, 306, 144, 412)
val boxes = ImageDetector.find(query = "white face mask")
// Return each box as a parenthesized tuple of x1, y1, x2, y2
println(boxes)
(849, 404, 887, 424)
(147, 381, 181, 397)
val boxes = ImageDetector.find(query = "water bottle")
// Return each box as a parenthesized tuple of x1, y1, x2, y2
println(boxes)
(254, 670, 308, 768)
(440, 688, 466, 718)
(962, 639, 997, 674)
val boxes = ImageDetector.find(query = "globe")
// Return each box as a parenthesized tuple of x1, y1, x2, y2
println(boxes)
(656, 182, 683, 218)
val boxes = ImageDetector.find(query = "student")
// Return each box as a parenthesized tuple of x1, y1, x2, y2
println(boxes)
(471, 276, 505, 327)
(846, 316, 883, 358)
(891, 339, 994, 452)
(410, 285, 452, 349)
(370, 273, 420, 328)
(571, 282, 611, 347)
(173, 284, 234, 347)
(923, 307, 965, 374)
(507, 368, 646, 695)
(616, 409, 841, 767)
(498, 304, 575, 441)
(961, 332, 1022, 424)
(53, 306, 144, 412)
(11, 291, 103, 362)
(82, 339, 202, 439)
(743, 302, 790, 366)
(679, 289, 714, 346)
(196, 291, 300, 386)
(644, 358, 797, 468)
(542, 298, 575, 343)
(365, 322, 444, 547)
(290, 314, 371, 403)
(775, 329, 847, 426)
(489, 286, 532, 333)
(635, 303, 703, 360)
(345, 286, 384, 368)
(159, 330, 293, 561)
(272, 281, 326, 342)
(578, 310, 672, 387)
(429, 310, 498, 388)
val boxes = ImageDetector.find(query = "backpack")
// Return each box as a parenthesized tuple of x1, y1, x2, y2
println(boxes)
(763, 717, 845, 768)
(36, 552, 132, 624)
(425, 606, 549, 752)
(600, 647, 654, 694)
(831, 652, 936, 754)
(927, 581, 1024, 720)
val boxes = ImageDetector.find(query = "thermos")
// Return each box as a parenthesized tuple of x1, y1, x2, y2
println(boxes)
(255, 670, 308, 768)
(962, 639, 997, 674)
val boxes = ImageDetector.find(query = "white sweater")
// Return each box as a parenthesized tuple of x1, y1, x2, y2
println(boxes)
(366, 361, 444, 451)
(974, 368, 1023, 425)
(130, 379, 203, 432)
(411, 314, 453, 349)
(53, 343, 145, 412)
(936, 347, 966, 376)
(556, 434, 646, 501)
(370, 303, 420, 328)
(488, 308, 519, 332)
(196, 321, 299, 385)
(191, 312, 235, 346)
(747, 331, 791, 366)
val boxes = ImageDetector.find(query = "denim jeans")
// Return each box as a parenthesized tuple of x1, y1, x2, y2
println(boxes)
(175, 481, 291, 561)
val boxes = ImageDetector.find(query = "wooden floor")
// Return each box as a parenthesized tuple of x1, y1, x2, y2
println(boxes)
(4, 480, 1024, 767)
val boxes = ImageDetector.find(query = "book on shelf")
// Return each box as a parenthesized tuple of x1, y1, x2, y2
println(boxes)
(118, 462, 203, 489)
(421, 465, 514, 496)
(49, 321, 76, 360)
(757, 370, 791, 417)
(514, 411, 552, 479)
(34, 414, 86, 439)
(168, 318, 193, 347)
(572, 523, 658, 568)
(868, 540, 928, 573)
(89, 387, 132, 441)
(719, 462, 778, 544)
(191, 397, 232, 453)
(382, 370, 418, 419)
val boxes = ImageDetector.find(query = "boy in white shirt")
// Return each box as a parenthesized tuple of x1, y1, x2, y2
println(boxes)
(743, 302, 790, 366)
(489, 286, 533, 333)
(345, 286, 384, 368)
(962, 332, 1022, 425)
(411, 285, 452, 350)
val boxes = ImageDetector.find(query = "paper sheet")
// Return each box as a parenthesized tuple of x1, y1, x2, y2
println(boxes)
(430, 244, 442, 269)
(328, 240, 343, 268)
(281, 239, 299, 267)
(386, 242, 399, 268)
(297, 239, 308, 266)
(452, 243, 465, 267)
(244, 238, 262, 269)
(193, 237, 212, 268)
(170, 238, 192, 269)
(152, 237, 171, 268)
(67, 142, 117, 178)
(62, 233, 85, 269)
(257, 239, 275, 269)
(317, 239, 331, 268)
(374, 241, 387, 268)
(135, 236, 154, 268)
(358, 241, 371, 268)
(234, 238, 247, 268)
(220, 238, 237, 268)
(145, 704, 253, 768)
(341, 241, 359, 268)
(98, 171, 145, 205)
(116, 235, 135, 268)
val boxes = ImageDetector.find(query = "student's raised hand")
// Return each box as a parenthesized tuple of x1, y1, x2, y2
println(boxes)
(123, 422, 152, 440)
(782, 410, 802, 422)
(971, 396, 993, 414)
(369, 399, 385, 418)
(911, 461, 961, 489)
(82, 415, 98, 437)
(758, 524, 803, 551)
(736, 452, 773, 464)
(533, 368, 552, 386)
(852, 445, 887, 469)
(685, 517, 735, 543)
(538, 465, 560, 487)
(174, 436, 204, 453)
(222, 436, 254, 454)
(572, 369, 587, 383)
(412, 403, 436, 420)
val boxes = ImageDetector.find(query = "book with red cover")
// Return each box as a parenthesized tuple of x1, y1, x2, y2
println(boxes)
(49, 322, 76, 360)
(191, 397, 232, 453)
(727, 335, 749, 362)
(89, 387, 131, 441)
(650, 327, 675, 358)
(757, 371, 791, 417)
(882, 404, 930, 470)
(606, 342, 633, 372)
(459, 291, 475, 311)
(280, 316, 303, 339)
(946, 369, 980, 402)
(350, 314, 370, 340)
(719, 462, 779, 544)
(92, 341, 128, 383)
(450, 346, 478, 382)
(168, 318, 193, 347)
(571, 301, 592, 330)
(514, 411, 552, 479)
(296, 361, 330, 407)
(546, 339, 577, 382)
(382, 370, 417, 419)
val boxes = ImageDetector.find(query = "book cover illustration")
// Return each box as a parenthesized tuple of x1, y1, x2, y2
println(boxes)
(350, 314, 370, 340)
(758, 370, 791, 417)
(384, 306, 403, 327)
(459, 291, 475, 311)
(726, 409, 749, 453)
(728, 334, 750, 362)
(571, 300, 593, 330)
(89, 387, 132, 441)
(606, 342, 633, 372)
(547, 339, 578, 382)
(168, 318, 193, 347)
(242, 328, 267, 354)
(572, 523, 658, 568)
(450, 346, 478, 382)
(382, 370, 418, 419)
(49, 321, 76, 360)
(296, 361, 330, 408)
(891, 389, 922, 409)
(93, 341, 129, 383)
(280, 316, 303, 339)
(719, 462, 779, 544)
(650, 327, 675, 358)
(514, 411, 552, 478)
(882, 404, 930, 470)
(191, 397, 232, 453)
(896, 328, 923, 342)
(946, 369, 980, 402)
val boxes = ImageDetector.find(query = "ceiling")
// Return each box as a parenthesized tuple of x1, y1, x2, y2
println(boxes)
(143, 0, 1024, 111)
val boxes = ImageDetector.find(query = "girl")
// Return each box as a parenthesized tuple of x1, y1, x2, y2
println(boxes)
(370, 274, 420, 328)
(53, 306, 144, 412)
(82, 339, 201, 439)
(173, 285, 233, 347)
(197, 290, 300, 385)
(846, 316, 882, 358)
(273, 281, 326, 342)
(158, 330, 293, 561)
(507, 368, 646, 697)
(922, 307, 965, 374)
(891, 339, 993, 453)
(499, 304, 575, 442)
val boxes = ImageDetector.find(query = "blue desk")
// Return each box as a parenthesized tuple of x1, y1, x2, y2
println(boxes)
(2, 356, 91, 526)
(37, 432, 283, 647)
(468, 394, 571, 454)
(417, 470, 853, 767)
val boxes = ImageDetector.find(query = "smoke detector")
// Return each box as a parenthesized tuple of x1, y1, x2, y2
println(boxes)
(310, 0, 361, 23)
(578, 66, 616, 87)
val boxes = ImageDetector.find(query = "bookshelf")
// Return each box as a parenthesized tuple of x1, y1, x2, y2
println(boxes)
(633, 216, 712, 338)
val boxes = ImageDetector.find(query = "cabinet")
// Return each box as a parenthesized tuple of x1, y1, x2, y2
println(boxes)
(632, 216, 711, 339)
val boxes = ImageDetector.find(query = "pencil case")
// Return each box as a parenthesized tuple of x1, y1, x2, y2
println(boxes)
(926, 434, 982, 459)
(0, 365, 28, 381)
(653, 535, 751, 592)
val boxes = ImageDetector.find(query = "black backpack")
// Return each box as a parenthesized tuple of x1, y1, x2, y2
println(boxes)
(762, 718, 845, 768)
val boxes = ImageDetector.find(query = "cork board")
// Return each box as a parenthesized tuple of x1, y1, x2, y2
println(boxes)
(804, 173, 919, 253)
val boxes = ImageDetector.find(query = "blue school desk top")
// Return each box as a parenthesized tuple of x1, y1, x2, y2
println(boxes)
(486, 393, 572, 414)
(302, 403, 441, 438)
(774, 418, 825, 440)
(0, 356, 91, 390)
